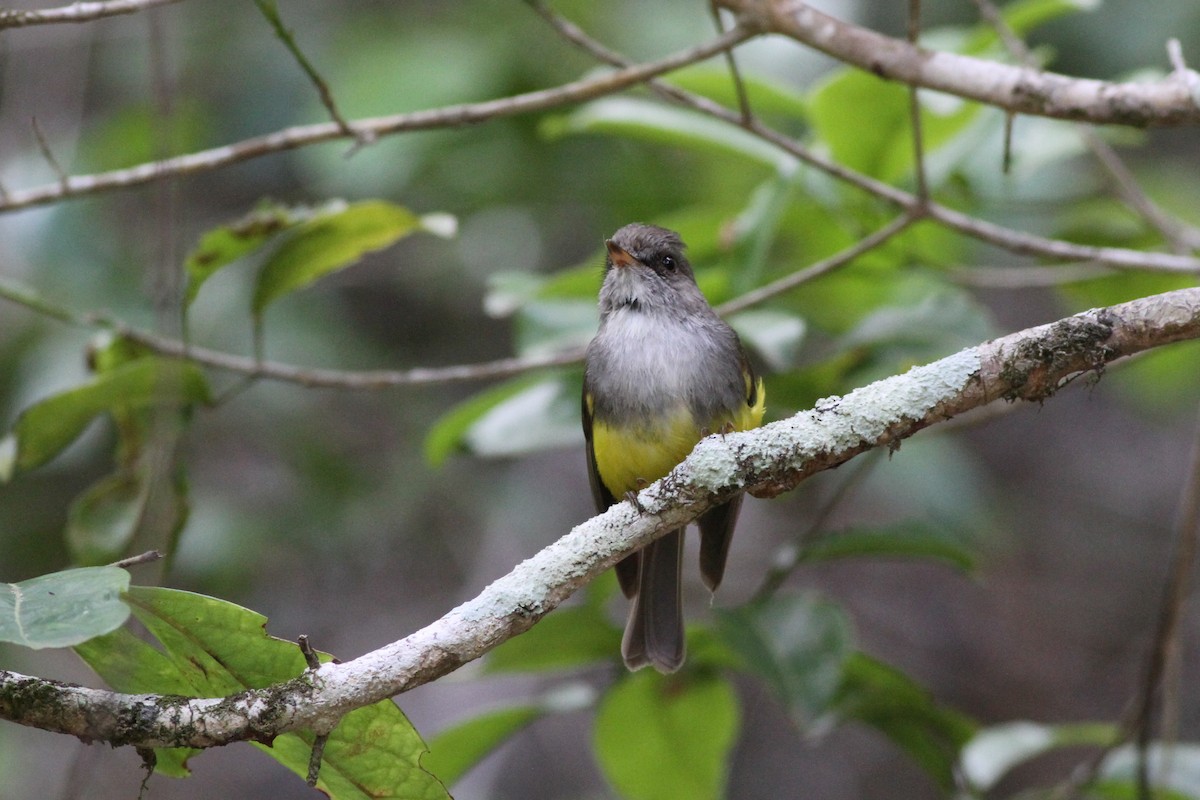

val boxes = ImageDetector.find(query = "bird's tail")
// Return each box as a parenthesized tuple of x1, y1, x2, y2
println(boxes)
(621, 529, 685, 673)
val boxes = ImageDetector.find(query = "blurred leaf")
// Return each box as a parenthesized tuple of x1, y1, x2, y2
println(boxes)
(1100, 744, 1200, 799)
(594, 669, 739, 800)
(716, 592, 852, 728)
(424, 684, 594, 786)
(65, 472, 144, 566)
(800, 521, 976, 572)
(424, 374, 551, 467)
(808, 66, 981, 185)
(424, 706, 543, 786)
(78, 587, 450, 799)
(729, 309, 807, 372)
(0, 567, 129, 649)
(1107, 340, 1200, 416)
(487, 603, 621, 673)
(253, 201, 453, 313)
(544, 97, 798, 175)
(1, 359, 210, 476)
(665, 65, 807, 122)
(425, 373, 582, 466)
(514, 298, 597, 356)
(962, 0, 1099, 54)
(959, 720, 1116, 791)
(184, 201, 308, 307)
(834, 652, 976, 789)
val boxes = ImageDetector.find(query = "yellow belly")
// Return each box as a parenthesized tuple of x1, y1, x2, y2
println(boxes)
(592, 384, 765, 497)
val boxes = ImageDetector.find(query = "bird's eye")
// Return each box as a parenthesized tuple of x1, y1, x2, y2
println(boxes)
(661, 255, 676, 271)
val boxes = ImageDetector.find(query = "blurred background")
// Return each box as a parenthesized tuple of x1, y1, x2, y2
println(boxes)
(2, 0, 1200, 797)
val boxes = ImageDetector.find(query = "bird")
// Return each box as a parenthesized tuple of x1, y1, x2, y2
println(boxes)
(582, 223, 765, 673)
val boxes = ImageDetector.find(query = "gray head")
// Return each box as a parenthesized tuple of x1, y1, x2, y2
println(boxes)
(599, 223, 710, 318)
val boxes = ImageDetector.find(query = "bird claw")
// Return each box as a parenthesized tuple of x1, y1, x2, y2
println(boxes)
(624, 489, 647, 514)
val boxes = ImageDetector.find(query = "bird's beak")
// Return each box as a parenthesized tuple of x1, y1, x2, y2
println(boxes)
(605, 239, 636, 269)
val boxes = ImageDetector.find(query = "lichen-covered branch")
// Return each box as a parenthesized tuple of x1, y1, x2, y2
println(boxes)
(721, 0, 1200, 127)
(3, 286, 1199, 749)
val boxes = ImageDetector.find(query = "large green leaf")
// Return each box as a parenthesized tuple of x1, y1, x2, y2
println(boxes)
(594, 669, 739, 800)
(252, 200, 455, 313)
(833, 652, 976, 789)
(76, 587, 448, 799)
(0, 567, 130, 649)
(0, 358, 209, 478)
(716, 592, 853, 728)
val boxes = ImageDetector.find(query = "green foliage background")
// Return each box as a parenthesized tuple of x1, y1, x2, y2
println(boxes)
(1, 0, 1199, 798)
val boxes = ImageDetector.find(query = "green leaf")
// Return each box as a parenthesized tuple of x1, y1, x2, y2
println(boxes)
(424, 374, 544, 467)
(594, 670, 739, 800)
(716, 592, 852, 728)
(423, 684, 595, 787)
(487, 603, 622, 673)
(799, 521, 976, 572)
(834, 652, 976, 789)
(664, 65, 807, 122)
(2, 358, 210, 476)
(77, 587, 448, 799)
(65, 472, 145, 566)
(424, 373, 582, 466)
(252, 200, 449, 313)
(0, 567, 130, 649)
(184, 201, 304, 307)
(424, 706, 543, 786)
(544, 97, 798, 175)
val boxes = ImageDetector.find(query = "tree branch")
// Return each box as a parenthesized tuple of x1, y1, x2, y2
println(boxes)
(721, 0, 1200, 127)
(0, 24, 756, 214)
(3, 286, 1199, 749)
(0, 0, 182, 29)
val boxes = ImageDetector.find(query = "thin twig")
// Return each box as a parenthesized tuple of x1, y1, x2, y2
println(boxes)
(306, 733, 329, 787)
(709, 0, 753, 123)
(906, 0, 929, 203)
(108, 550, 165, 569)
(252, 0, 362, 145)
(30, 118, 70, 190)
(0, 0, 182, 30)
(1132, 408, 1200, 797)
(527, 2, 1200, 275)
(0, 25, 756, 214)
(969, 0, 1200, 252)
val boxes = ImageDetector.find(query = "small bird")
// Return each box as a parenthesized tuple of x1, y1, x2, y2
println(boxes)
(583, 223, 766, 673)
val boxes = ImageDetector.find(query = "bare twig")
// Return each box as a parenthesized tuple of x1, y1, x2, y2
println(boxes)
(970, 0, 1200, 252)
(1133, 409, 1200, 796)
(528, 3, 1200, 274)
(0, 0, 182, 29)
(30, 118, 70, 190)
(252, 0, 362, 144)
(3, 286, 1199, 750)
(0, 25, 756, 214)
(108, 550, 165, 569)
(720, 0, 1200, 126)
(709, 0, 753, 123)
(906, 0, 929, 203)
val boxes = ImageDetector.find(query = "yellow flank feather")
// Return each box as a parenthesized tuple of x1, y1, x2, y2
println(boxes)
(592, 377, 765, 498)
